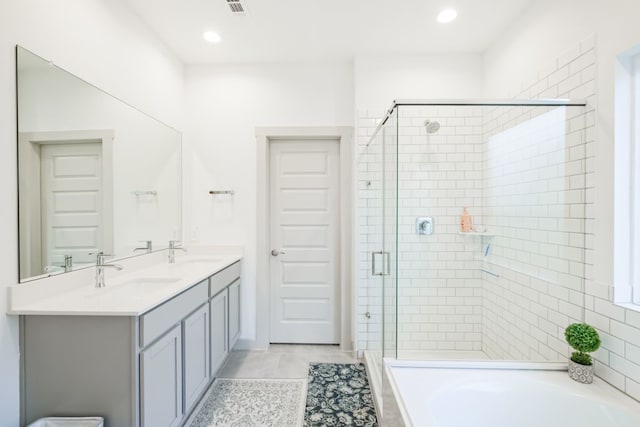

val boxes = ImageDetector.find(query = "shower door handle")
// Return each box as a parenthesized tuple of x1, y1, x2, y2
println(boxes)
(371, 251, 391, 276)
(371, 252, 381, 276)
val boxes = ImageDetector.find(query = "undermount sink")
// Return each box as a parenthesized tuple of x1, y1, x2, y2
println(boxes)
(86, 277, 180, 299)
(119, 276, 180, 287)
(175, 258, 223, 265)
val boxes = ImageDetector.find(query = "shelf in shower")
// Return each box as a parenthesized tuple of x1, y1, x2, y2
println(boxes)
(458, 231, 494, 237)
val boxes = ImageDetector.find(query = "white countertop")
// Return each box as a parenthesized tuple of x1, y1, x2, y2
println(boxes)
(7, 247, 242, 316)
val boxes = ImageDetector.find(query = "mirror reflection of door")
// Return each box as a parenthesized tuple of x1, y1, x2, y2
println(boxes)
(40, 142, 102, 274)
(17, 46, 183, 282)
(18, 130, 114, 278)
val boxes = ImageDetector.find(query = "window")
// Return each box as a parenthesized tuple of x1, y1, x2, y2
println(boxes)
(614, 47, 640, 307)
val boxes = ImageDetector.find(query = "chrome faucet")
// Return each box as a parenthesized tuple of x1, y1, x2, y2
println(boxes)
(63, 255, 73, 272)
(92, 252, 123, 288)
(134, 240, 153, 253)
(43, 254, 74, 276)
(168, 240, 187, 264)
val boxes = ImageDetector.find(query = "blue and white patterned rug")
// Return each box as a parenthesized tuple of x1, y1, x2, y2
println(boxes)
(304, 363, 379, 427)
(186, 378, 306, 427)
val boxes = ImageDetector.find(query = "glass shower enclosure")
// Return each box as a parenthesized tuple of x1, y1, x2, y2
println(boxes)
(358, 99, 589, 401)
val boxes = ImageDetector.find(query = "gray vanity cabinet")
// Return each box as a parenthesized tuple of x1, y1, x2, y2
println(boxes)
(183, 303, 210, 411)
(140, 325, 183, 427)
(228, 279, 240, 350)
(208, 262, 241, 377)
(20, 260, 241, 427)
(210, 289, 228, 376)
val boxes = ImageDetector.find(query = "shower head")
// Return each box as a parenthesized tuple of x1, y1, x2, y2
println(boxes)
(424, 120, 440, 134)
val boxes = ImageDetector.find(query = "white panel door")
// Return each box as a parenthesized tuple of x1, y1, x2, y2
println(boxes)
(269, 140, 340, 344)
(40, 143, 102, 271)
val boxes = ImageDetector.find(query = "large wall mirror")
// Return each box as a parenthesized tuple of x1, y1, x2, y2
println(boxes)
(17, 46, 182, 282)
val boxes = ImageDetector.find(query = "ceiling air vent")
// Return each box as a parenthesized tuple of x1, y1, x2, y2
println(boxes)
(226, 0, 246, 15)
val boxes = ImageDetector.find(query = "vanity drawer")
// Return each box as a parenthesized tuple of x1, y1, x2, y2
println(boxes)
(209, 261, 241, 297)
(140, 280, 208, 348)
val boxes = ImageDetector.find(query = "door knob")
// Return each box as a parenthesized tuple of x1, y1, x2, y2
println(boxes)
(271, 249, 286, 256)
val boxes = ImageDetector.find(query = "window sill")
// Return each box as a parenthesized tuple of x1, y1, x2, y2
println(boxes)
(613, 301, 640, 314)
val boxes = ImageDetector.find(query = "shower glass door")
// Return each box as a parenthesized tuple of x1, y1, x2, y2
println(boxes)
(359, 109, 398, 396)
(382, 110, 398, 363)
(359, 126, 384, 382)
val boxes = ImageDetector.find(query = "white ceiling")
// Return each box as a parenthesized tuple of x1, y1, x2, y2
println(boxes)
(123, 0, 533, 64)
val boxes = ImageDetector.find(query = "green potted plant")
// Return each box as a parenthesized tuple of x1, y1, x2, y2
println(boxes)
(564, 323, 601, 383)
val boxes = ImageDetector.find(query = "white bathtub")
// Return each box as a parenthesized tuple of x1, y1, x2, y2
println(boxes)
(385, 360, 640, 427)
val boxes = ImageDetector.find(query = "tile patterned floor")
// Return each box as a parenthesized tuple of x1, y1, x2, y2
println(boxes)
(217, 344, 359, 379)
(186, 345, 362, 426)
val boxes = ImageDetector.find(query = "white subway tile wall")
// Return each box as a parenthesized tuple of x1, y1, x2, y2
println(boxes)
(358, 107, 486, 357)
(394, 106, 485, 355)
(507, 36, 640, 401)
(358, 101, 587, 359)
(481, 103, 588, 362)
(357, 36, 640, 402)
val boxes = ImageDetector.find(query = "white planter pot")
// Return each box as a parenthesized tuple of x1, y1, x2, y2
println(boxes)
(568, 359, 594, 384)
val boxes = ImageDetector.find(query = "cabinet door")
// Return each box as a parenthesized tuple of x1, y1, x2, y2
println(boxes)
(140, 325, 182, 427)
(228, 279, 240, 350)
(183, 303, 210, 411)
(210, 290, 228, 375)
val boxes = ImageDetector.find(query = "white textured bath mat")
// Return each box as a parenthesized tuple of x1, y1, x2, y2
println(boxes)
(185, 378, 307, 427)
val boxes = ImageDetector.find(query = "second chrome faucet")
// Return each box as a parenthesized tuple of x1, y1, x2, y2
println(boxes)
(134, 240, 153, 254)
(168, 240, 187, 264)
(92, 252, 123, 288)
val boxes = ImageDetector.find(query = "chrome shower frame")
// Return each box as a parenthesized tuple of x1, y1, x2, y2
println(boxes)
(366, 98, 588, 146)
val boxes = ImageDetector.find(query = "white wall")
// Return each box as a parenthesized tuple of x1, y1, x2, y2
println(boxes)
(0, 1, 184, 424)
(184, 62, 354, 342)
(483, 0, 640, 401)
(354, 54, 484, 111)
(483, 1, 595, 98)
(483, 0, 635, 287)
(186, 55, 484, 346)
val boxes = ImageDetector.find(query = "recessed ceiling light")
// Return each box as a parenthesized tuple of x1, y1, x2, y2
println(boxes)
(437, 9, 458, 24)
(203, 31, 221, 44)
